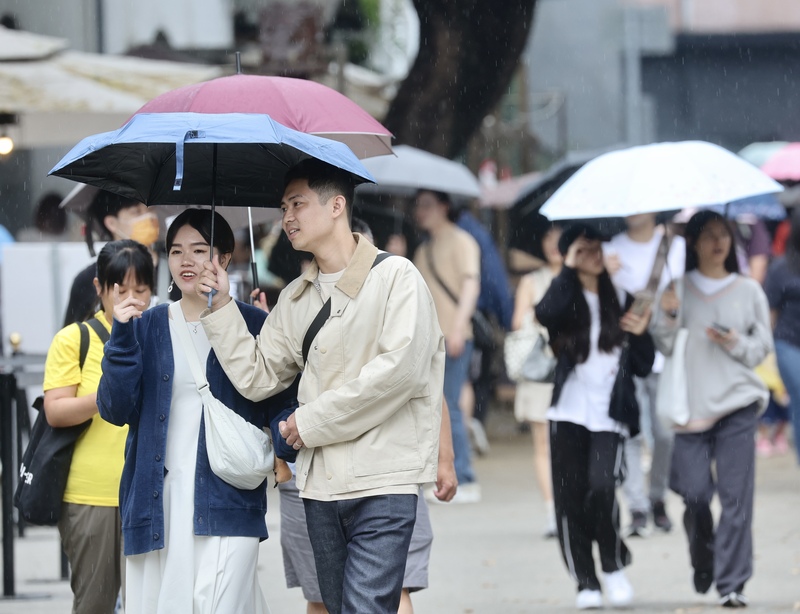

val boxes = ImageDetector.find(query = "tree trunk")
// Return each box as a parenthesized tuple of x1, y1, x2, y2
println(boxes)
(383, 0, 537, 159)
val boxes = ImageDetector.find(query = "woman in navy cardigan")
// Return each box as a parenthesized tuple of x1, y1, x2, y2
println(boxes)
(98, 209, 296, 614)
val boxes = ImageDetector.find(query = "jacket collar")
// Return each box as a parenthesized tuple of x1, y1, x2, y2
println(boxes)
(290, 233, 380, 301)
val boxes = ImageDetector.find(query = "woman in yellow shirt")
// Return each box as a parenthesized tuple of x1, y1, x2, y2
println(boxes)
(44, 239, 154, 613)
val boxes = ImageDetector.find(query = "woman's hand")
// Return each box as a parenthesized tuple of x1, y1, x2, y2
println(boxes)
(113, 283, 147, 323)
(620, 307, 651, 336)
(564, 237, 591, 269)
(706, 326, 737, 348)
(660, 283, 681, 316)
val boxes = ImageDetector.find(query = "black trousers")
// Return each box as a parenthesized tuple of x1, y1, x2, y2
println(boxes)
(550, 420, 631, 592)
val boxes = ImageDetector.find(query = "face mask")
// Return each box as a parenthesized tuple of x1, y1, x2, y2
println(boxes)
(128, 213, 159, 246)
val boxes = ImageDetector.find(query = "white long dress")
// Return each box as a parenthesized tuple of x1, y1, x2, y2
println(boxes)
(125, 318, 269, 614)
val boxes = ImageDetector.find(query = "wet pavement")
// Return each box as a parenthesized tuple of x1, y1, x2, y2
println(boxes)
(2, 406, 799, 613)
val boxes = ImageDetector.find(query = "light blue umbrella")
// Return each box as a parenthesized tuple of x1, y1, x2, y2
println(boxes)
(49, 112, 375, 207)
(50, 112, 375, 304)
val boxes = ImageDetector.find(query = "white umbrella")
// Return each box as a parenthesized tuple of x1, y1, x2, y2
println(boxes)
(360, 145, 481, 198)
(539, 141, 783, 221)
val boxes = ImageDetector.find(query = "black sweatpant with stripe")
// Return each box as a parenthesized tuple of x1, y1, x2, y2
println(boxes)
(550, 420, 631, 592)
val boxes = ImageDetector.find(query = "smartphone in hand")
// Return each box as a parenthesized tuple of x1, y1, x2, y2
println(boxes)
(710, 322, 730, 335)
(630, 291, 654, 316)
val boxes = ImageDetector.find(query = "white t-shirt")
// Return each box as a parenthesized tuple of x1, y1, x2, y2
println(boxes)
(315, 269, 345, 301)
(687, 270, 737, 296)
(605, 229, 686, 295)
(547, 290, 625, 434)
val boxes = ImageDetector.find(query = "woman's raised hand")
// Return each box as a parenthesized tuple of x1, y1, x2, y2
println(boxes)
(113, 283, 147, 323)
(620, 306, 652, 336)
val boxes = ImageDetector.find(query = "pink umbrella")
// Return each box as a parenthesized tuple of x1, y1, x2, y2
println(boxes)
(135, 73, 393, 159)
(761, 142, 800, 182)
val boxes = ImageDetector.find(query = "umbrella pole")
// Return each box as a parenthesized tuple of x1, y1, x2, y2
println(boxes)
(247, 207, 260, 294)
(208, 143, 218, 309)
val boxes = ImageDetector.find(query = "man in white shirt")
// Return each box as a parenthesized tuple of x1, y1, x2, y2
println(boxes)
(605, 213, 685, 536)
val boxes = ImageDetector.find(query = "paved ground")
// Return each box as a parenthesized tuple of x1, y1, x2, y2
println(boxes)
(2, 406, 799, 613)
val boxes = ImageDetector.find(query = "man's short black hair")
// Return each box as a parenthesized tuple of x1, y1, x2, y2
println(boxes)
(284, 159, 355, 220)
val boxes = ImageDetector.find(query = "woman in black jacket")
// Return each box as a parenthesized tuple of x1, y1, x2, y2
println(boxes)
(535, 223, 655, 611)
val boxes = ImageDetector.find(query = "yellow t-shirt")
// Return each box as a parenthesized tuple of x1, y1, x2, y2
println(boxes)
(43, 312, 127, 507)
(413, 224, 481, 338)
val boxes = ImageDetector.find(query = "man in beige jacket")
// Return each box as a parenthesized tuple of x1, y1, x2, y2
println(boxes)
(198, 159, 446, 614)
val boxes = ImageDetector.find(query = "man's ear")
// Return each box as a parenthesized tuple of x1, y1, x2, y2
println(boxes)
(93, 277, 101, 297)
(103, 215, 119, 237)
(330, 195, 348, 220)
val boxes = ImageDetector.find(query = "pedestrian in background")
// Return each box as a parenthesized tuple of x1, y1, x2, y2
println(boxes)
(651, 210, 772, 608)
(413, 189, 482, 503)
(44, 240, 154, 614)
(536, 223, 654, 610)
(510, 222, 562, 537)
(764, 207, 800, 464)
(604, 213, 685, 536)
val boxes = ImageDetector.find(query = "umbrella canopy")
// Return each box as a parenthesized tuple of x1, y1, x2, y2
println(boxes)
(673, 193, 787, 224)
(359, 145, 481, 198)
(0, 27, 222, 149)
(539, 141, 783, 221)
(479, 172, 541, 209)
(48, 112, 374, 208)
(135, 74, 393, 159)
(760, 142, 800, 182)
(738, 141, 789, 168)
(59, 183, 281, 230)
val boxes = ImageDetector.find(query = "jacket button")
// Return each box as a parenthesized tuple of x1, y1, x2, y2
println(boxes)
(153, 491, 158, 499)
(326, 473, 332, 480)
(162, 374, 169, 381)
(155, 454, 161, 462)
(320, 347, 327, 354)
(154, 533, 159, 540)
(198, 515, 203, 524)
(159, 414, 166, 421)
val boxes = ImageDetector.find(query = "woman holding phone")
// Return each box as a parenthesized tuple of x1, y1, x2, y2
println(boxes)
(651, 210, 772, 608)
(535, 223, 654, 610)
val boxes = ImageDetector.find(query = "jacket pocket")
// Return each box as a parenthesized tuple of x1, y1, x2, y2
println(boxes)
(352, 400, 424, 477)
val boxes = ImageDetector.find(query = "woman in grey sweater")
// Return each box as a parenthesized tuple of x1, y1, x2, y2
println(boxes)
(651, 211, 772, 609)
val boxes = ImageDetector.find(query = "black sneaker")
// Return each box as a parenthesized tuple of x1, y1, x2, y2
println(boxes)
(626, 510, 649, 537)
(652, 500, 673, 532)
(693, 569, 713, 594)
(720, 591, 748, 608)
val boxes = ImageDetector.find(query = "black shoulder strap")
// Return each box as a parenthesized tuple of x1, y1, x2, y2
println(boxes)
(301, 252, 393, 365)
(79, 318, 111, 371)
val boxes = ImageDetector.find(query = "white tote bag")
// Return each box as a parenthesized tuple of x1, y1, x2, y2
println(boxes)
(170, 302, 274, 490)
(656, 327, 690, 427)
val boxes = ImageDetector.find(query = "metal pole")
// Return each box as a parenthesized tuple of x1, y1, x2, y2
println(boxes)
(0, 373, 16, 597)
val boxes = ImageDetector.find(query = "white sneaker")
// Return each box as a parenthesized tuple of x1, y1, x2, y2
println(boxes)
(430, 481, 481, 504)
(469, 418, 491, 455)
(576, 589, 603, 610)
(603, 570, 633, 608)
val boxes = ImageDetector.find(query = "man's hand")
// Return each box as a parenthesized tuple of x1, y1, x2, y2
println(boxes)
(446, 326, 466, 358)
(433, 459, 458, 502)
(278, 413, 305, 451)
(113, 283, 146, 323)
(197, 255, 232, 311)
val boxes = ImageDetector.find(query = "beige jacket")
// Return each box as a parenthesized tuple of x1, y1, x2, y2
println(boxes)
(201, 235, 445, 497)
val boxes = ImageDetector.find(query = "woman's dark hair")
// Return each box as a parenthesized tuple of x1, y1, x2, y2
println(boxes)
(96, 240, 155, 292)
(684, 210, 739, 274)
(532, 222, 562, 262)
(166, 208, 235, 256)
(785, 208, 800, 275)
(553, 270, 625, 364)
(34, 192, 67, 234)
(416, 189, 460, 222)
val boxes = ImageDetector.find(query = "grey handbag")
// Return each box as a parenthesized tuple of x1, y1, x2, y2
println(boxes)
(520, 334, 556, 383)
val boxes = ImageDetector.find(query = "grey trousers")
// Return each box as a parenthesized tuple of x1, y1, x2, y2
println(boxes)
(622, 373, 675, 512)
(58, 503, 123, 614)
(669, 404, 757, 596)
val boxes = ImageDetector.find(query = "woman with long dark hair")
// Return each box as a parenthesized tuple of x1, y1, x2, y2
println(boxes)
(98, 209, 297, 614)
(765, 207, 800, 464)
(535, 223, 654, 610)
(652, 210, 772, 608)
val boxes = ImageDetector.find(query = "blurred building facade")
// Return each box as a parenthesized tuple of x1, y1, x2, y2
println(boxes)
(525, 0, 800, 157)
